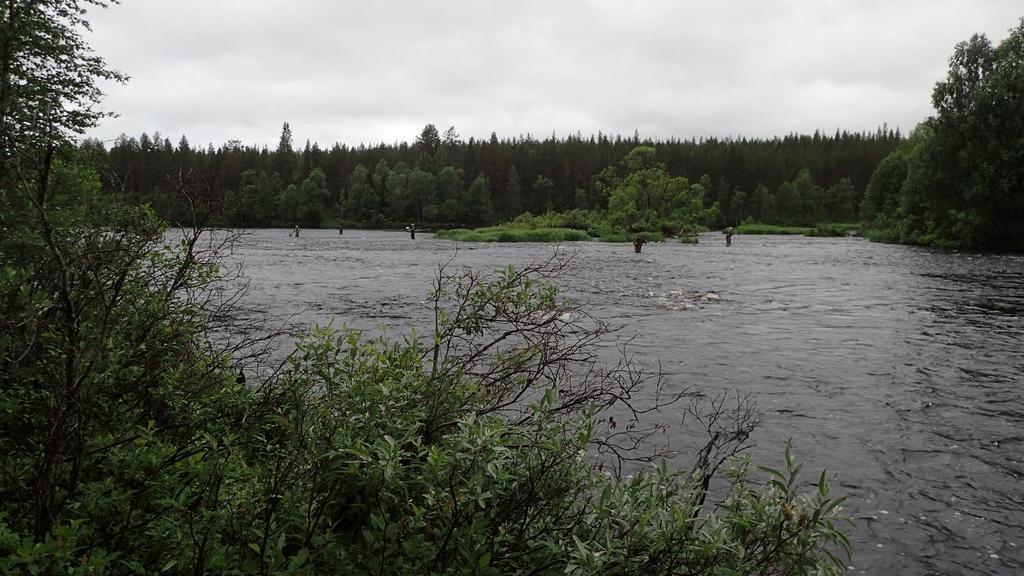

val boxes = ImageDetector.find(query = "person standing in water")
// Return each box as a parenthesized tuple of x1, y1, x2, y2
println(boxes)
(725, 227, 734, 246)
(408, 223, 416, 240)
(290, 225, 301, 238)
(633, 236, 646, 253)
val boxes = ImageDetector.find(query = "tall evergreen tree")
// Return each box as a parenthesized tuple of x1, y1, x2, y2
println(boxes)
(416, 123, 441, 171)
(275, 122, 296, 182)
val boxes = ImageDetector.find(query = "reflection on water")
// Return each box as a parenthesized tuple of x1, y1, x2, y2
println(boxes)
(228, 228, 1024, 576)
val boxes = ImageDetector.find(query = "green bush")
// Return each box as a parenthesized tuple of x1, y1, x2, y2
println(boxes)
(734, 222, 862, 237)
(733, 223, 814, 235)
(598, 230, 664, 243)
(806, 223, 861, 237)
(507, 209, 601, 233)
(437, 226, 590, 242)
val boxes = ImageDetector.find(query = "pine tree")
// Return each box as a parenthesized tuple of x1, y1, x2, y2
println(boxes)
(275, 122, 296, 182)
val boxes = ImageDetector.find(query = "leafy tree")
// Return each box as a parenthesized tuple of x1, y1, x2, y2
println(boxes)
(825, 178, 857, 222)
(865, 19, 1024, 248)
(775, 169, 823, 226)
(599, 147, 716, 235)
(607, 185, 641, 231)
(385, 161, 412, 219)
(729, 187, 748, 225)
(343, 164, 378, 222)
(532, 175, 555, 213)
(371, 158, 389, 196)
(278, 182, 302, 224)
(258, 171, 283, 225)
(588, 165, 618, 210)
(233, 168, 261, 225)
(0, 0, 124, 181)
(862, 148, 907, 222)
(752, 183, 775, 222)
(465, 173, 494, 225)
(432, 165, 464, 222)
(407, 166, 436, 221)
(296, 167, 329, 227)
(415, 123, 441, 171)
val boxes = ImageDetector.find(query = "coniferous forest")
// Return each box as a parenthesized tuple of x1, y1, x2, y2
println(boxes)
(90, 125, 901, 231)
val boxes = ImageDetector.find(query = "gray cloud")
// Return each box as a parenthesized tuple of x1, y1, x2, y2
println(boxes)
(85, 0, 1022, 148)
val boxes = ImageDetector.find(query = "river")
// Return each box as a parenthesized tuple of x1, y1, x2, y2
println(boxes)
(226, 228, 1023, 576)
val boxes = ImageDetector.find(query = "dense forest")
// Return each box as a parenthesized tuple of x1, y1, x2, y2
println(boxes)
(862, 19, 1024, 250)
(89, 124, 901, 230)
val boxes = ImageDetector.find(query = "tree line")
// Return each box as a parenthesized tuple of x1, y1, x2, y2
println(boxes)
(89, 122, 901, 229)
(863, 18, 1024, 250)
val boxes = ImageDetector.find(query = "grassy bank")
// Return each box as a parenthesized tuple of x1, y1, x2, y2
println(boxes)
(733, 223, 814, 235)
(437, 226, 676, 244)
(436, 226, 591, 242)
(806, 223, 861, 237)
(734, 222, 861, 237)
(597, 230, 665, 243)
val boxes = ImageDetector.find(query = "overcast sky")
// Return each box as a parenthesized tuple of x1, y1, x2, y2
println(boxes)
(85, 0, 1022, 149)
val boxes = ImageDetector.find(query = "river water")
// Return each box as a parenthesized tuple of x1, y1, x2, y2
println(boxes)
(226, 228, 1023, 576)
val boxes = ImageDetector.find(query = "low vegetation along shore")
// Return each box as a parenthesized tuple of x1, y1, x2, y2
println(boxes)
(733, 222, 861, 237)
(436, 226, 590, 242)
(433, 222, 860, 243)
(436, 226, 672, 243)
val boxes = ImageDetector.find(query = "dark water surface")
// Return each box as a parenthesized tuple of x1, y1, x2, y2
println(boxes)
(229, 228, 1023, 576)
